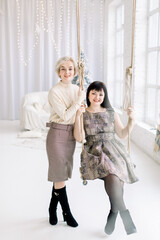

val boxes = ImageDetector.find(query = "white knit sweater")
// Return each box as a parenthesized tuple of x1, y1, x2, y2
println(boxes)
(48, 80, 85, 124)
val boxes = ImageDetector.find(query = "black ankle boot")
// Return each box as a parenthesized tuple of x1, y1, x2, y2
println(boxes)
(120, 209, 137, 235)
(58, 186, 78, 227)
(49, 186, 59, 225)
(104, 210, 118, 235)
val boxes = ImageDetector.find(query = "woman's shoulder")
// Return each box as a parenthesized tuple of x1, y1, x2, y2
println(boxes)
(48, 83, 62, 97)
(106, 108, 115, 121)
(49, 82, 79, 97)
(49, 82, 60, 90)
(106, 107, 114, 112)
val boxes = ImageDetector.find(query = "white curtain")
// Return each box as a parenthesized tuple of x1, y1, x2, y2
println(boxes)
(0, 0, 105, 120)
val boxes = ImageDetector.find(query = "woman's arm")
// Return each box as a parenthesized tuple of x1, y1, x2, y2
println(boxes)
(74, 106, 85, 142)
(114, 107, 135, 139)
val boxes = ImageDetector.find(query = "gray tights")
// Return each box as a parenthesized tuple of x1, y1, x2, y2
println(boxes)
(103, 174, 127, 213)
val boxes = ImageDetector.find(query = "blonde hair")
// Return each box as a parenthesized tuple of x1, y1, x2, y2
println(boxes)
(55, 56, 77, 77)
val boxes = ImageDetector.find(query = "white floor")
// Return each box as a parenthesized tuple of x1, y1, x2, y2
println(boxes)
(0, 120, 160, 240)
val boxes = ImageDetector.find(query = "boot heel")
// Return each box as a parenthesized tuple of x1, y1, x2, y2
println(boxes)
(63, 212, 78, 227)
(120, 209, 137, 235)
(63, 212, 66, 222)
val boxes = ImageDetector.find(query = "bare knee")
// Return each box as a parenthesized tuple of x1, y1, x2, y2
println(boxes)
(54, 182, 65, 189)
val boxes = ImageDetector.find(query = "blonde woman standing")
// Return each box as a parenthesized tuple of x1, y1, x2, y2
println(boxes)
(46, 56, 85, 227)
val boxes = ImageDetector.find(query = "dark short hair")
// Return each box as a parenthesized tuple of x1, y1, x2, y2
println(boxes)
(86, 81, 112, 108)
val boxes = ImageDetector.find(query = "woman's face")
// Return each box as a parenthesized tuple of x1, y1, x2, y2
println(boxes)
(59, 61, 75, 84)
(88, 89, 105, 106)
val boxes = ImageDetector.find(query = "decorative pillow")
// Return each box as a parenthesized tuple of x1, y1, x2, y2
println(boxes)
(33, 102, 43, 111)
(43, 103, 50, 113)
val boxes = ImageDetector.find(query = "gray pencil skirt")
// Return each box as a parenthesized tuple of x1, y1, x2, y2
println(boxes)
(46, 122, 76, 182)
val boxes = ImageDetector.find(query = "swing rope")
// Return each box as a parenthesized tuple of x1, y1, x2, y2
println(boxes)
(76, 0, 85, 148)
(76, 0, 85, 91)
(123, 0, 137, 153)
(76, 0, 87, 185)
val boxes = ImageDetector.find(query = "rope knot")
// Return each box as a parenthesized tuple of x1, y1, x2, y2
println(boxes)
(126, 66, 133, 76)
(78, 60, 85, 70)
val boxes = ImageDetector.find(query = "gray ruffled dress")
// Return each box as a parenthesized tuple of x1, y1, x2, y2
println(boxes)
(80, 108, 138, 183)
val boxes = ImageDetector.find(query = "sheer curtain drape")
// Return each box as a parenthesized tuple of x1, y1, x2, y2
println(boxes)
(0, 0, 104, 120)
